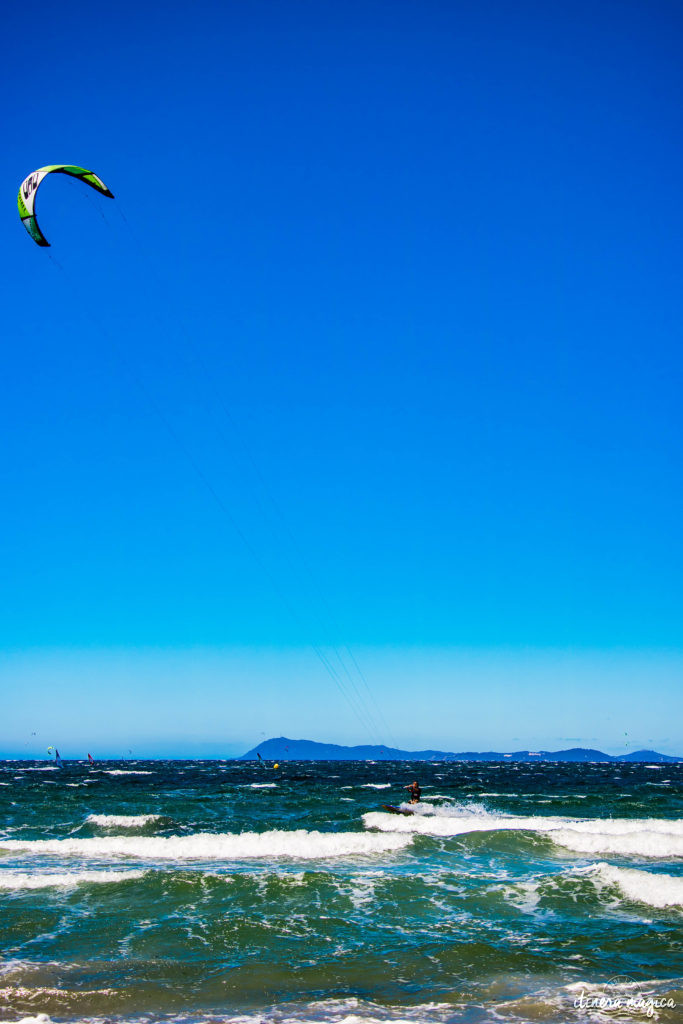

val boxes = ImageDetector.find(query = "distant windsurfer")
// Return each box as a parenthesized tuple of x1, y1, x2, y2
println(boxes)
(405, 779, 421, 803)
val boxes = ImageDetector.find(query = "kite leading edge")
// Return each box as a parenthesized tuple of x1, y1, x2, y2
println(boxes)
(17, 164, 114, 247)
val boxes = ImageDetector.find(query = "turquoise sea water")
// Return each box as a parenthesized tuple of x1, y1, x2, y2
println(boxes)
(1, 760, 682, 1023)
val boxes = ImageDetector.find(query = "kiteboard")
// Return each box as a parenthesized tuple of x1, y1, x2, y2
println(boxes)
(382, 804, 415, 816)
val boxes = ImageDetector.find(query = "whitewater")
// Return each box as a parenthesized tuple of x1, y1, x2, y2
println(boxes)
(0, 758, 681, 1024)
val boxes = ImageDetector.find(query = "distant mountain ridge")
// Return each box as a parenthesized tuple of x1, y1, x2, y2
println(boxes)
(241, 737, 682, 763)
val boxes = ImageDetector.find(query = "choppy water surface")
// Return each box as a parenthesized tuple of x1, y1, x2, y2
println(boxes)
(1, 760, 681, 1023)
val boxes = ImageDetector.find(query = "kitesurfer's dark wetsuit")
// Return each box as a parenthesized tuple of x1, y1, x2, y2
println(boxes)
(407, 782, 421, 803)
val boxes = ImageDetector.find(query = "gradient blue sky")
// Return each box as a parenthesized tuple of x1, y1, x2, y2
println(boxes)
(2, 0, 682, 757)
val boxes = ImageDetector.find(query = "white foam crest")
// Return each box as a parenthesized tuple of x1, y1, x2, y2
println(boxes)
(410, 800, 490, 818)
(249, 782, 277, 789)
(361, 783, 391, 789)
(103, 769, 152, 775)
(580, 862, 683, 909)
(0, 829, 411, 861)
(0, 869, 145, 890)
(7, 1017, 52, 1024)
(86, 814, 162, 827)
(363, 808, 558, 837)
(555, 818, 683, 837)
(26, 998, 463, 1024)
(265, 999, 457, 1024)
(363, 808, 683, 858)
(16, 767, 59, 772)
(551, 829, 683, 859)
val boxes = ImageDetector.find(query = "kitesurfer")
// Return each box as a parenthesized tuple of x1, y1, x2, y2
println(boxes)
(405, 779, 421, 803)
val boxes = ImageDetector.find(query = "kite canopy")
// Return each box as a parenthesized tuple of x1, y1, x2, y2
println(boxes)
(17, 164, 114, 247)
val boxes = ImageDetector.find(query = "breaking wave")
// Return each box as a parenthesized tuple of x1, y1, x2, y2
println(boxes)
(363, 805, 683, 858)
(580, 862, 683, 909)
(552, 828, 683, 859)
(86, 814, 162, 828)
(0, 829, 412, 862)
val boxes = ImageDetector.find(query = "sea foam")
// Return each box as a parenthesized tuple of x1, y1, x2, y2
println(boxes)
(582, 862, 683, 909)
(0, 869, 145, 890)
(551, 827, 683, 859)
(86, 814, 162, 828)
(6, 1017, 51, 1024)
(363, 807, 683, 858)
(3, 1003, 461, 1024)
(0, 829, 411, 861)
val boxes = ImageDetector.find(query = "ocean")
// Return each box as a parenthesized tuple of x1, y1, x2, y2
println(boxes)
(0, 759, 681, 1024)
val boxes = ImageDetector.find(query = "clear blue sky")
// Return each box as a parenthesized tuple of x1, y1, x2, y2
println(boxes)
(2, 0, 682, 756)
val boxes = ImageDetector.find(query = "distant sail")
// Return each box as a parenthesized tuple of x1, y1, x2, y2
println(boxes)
(88, 753, 94, 764)
(55, 749, 63, 767)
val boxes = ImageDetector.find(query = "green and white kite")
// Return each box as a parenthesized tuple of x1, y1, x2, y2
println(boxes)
(17, 164, 114, 247)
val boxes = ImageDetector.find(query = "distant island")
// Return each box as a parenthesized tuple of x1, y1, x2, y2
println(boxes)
(241, 736, 682, 763)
